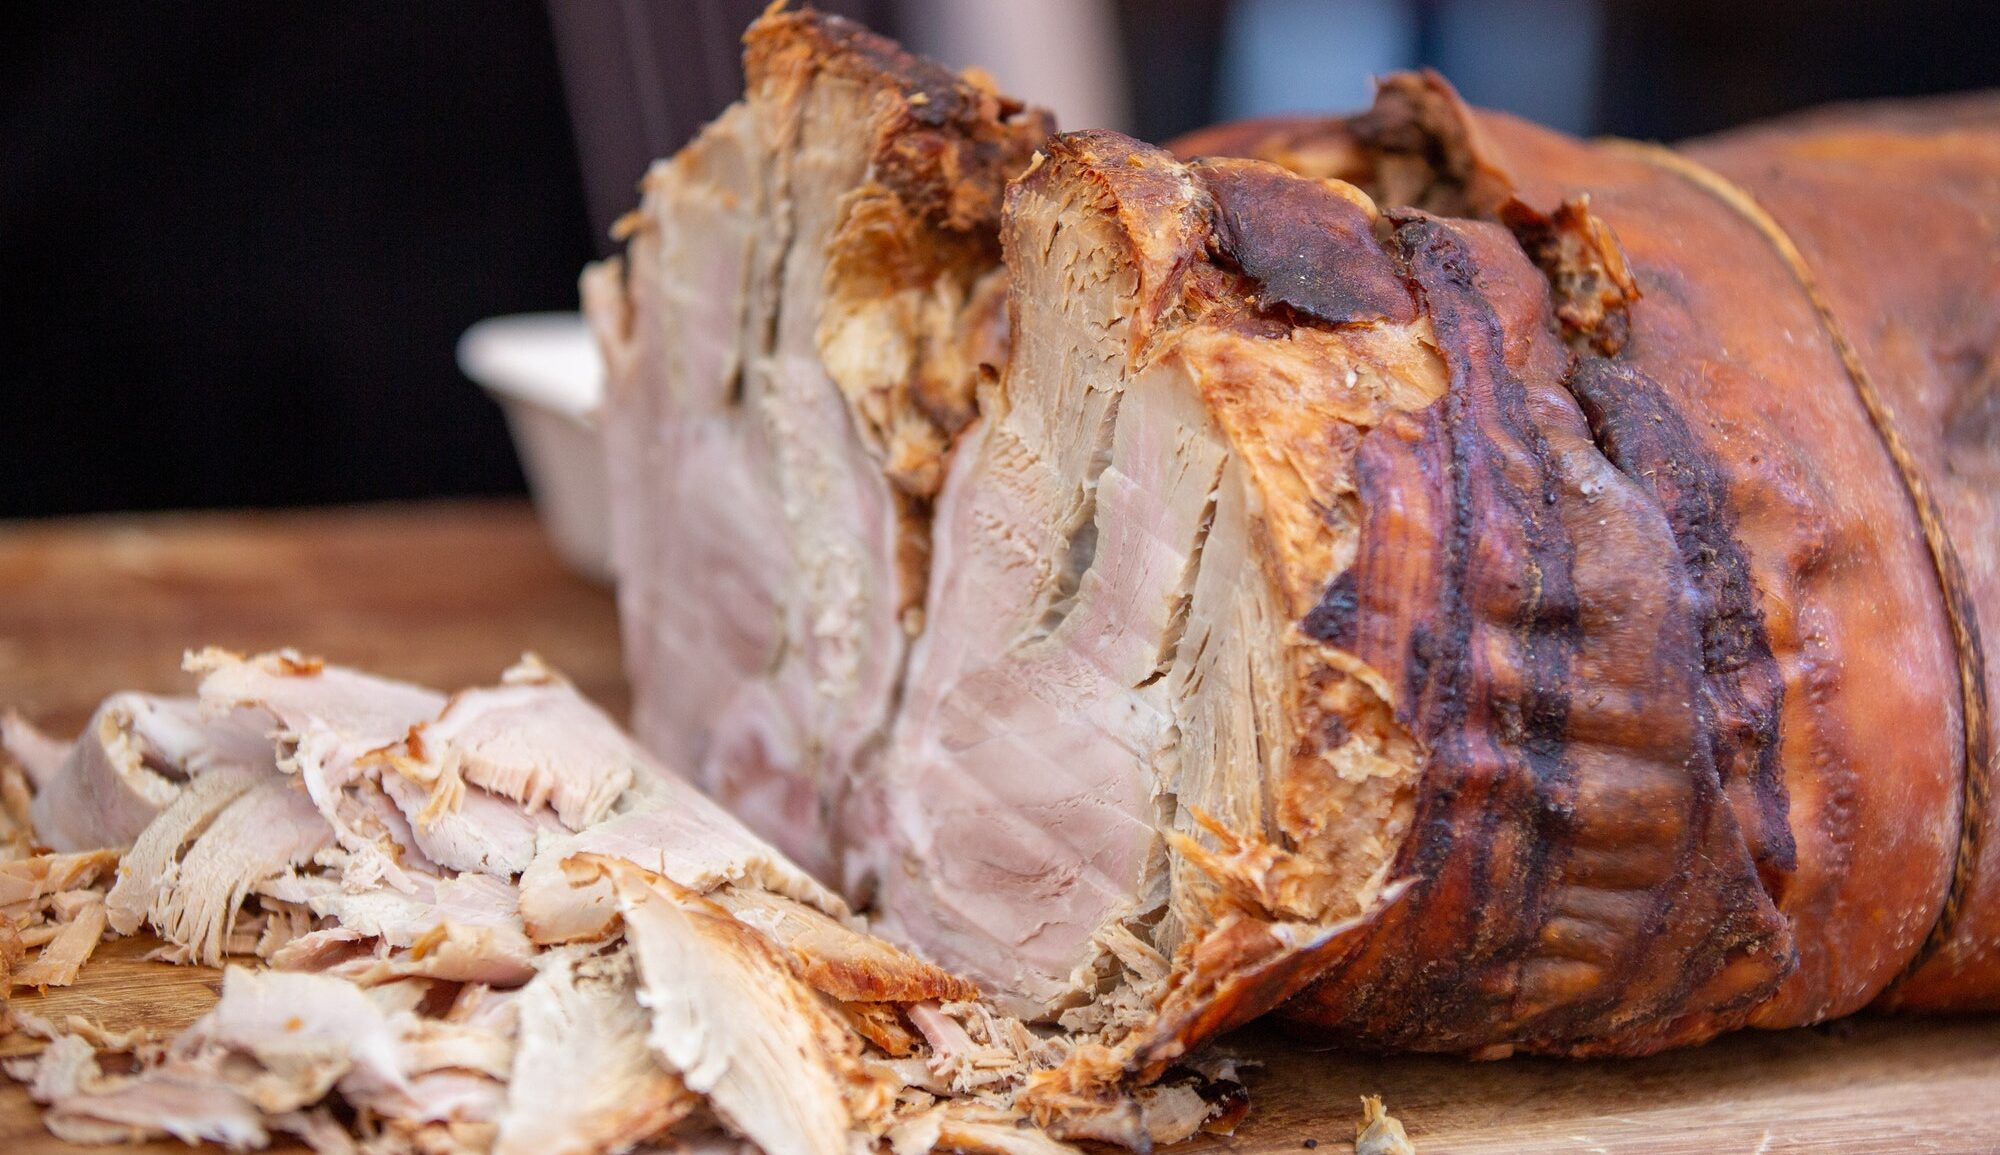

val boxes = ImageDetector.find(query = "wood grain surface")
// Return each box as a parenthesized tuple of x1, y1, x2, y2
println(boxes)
(2, 501, 1996, 1154)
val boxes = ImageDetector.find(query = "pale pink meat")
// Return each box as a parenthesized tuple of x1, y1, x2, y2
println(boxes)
(149, 779, 332, 965)
(403, 657, 638, 831)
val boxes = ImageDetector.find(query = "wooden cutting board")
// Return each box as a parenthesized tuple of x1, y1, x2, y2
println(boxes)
(4, 501, 1997, 1154)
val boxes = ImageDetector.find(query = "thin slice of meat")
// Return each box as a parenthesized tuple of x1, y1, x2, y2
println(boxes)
(192, 650, 446, 845)
(149, 779, 333, 965)
(889, 1102, 1083, 1155)
(517, 774, 844, 945)
(708, 884, 975, 1004)
(105, 763, 265, 935)
(11, 896, 107, 989)
(0, 849, 118, 919)
(6, 1035, 271, 1148)
(268, 927, 376, 973)
(578, 854, 879, 1155)
(394, 656, 638, 832)
(183, 967, 403, 1113)
(191, 649, 447, 762)
(282, 871, 537, 986)
(28, 695, 195, 853)
(184, 966, 515, 1125)
(335, 924, 534, 988)
(379, 770, 559, 878)
(493, 946, 695, 1155)
(253, 898, 316, 959)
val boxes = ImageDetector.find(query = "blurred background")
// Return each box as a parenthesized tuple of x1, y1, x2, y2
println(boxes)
(4, 0, 1994, 519)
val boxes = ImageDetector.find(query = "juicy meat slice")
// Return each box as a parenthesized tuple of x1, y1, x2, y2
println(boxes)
(0, 849, 118, 919)
(193, 649, 447, 857)
(578, 854, 879, 1155)
(379, 769, 559, 878)
(7, 1036, 270, 1149)
(399, 656, 637, 831)
(192, 649, 446, 762)
(267, 927, 375, 973)
(708, 883, 976, 1004)
(516, 770, 844, 946)
(587, 7, 1051, 880)
(149, 778, 333, 965)
(492, 946, 695, 1155)
(283, 870, 537, 986)
(10, 897, 107, 988)
(890, 1102, 1083, 1155)
(105, 763, 265, 935)
(29, 694, 196, 852)
(181, 966, 515, 1125)
(187, 967, 411, 1112)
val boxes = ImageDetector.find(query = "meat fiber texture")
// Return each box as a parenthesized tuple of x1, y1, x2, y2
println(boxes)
(1, 650, 1241, 1155)
(592, 3, 2000, 1081)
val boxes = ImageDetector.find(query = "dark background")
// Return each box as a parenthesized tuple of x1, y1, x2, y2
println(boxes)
(4, 0, 1993, 517)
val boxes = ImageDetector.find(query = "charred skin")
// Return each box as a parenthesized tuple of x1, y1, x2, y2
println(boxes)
(1174, 78, 1998, 1050)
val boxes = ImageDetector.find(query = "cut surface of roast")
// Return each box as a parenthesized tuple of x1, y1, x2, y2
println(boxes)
(594, 8, 2000, 1061)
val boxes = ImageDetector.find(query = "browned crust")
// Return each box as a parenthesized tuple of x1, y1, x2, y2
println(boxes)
(1292, 213, 1795, 1054)
(1672, 97, 2000, 1011)
(1599, 141, 1990, 992)
(747, 6, 1053, 240)
(1171, 78, 1992, 1049)
(1192, 156, 1415, 327)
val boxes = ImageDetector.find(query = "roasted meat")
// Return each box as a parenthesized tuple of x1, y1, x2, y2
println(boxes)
(591, 7, 2000, 1070)
(8, 650, 1243, 1154)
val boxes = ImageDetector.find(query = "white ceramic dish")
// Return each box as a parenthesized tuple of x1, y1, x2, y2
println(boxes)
(457, 313, 611, 583)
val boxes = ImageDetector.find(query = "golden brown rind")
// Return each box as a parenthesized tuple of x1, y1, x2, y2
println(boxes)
(1678, 105, 2000, 1012)
(1173, 78, 1996, 1050)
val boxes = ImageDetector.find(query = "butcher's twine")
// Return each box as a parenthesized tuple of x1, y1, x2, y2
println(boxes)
(1603, 138, 1991, 987)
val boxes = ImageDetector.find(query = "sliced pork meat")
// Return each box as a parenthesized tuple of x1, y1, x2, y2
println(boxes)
(493, 946, 695, 1155)
(396, 656, 638, 831)
(10, 895, 107, 988)
(29, 696, 186, 851)
(579, 853, 882, 1155)
(190, 648, 564, 880)
(193, 648, 445, 831)
(178, 967, 515, 1125)
(517, 768, 843, 945)
(275, 870, 537, 986)
(149, 778, 332, 965)
(24, 693, 251, 853)
(889, 1102, 1082, 1155)
(6, 1035, 272, 1148)
(192, 648, 447, 760)
(8, 648, 1116, 1154)
(378, 768, 559, 879)
(586, 7, 1050, 880)
(105, 762, 265, 934)
(708, 883, 974, 1004)
(267, 926, 376, 973)
(187, 968, 412, 1113)
(0, 848, 118, 919)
